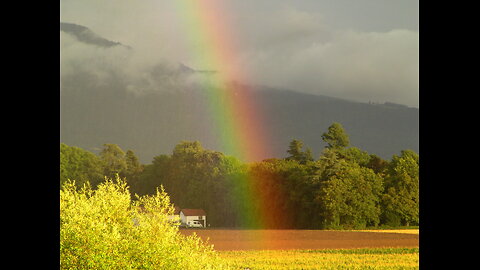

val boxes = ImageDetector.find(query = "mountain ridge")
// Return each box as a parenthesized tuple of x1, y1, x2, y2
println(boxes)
(60, 22, 131, 49)
(60, 80, 418, 163)
(60, 23, 418, 163)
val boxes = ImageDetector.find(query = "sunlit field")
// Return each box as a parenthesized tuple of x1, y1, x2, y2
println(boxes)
(354, 229, 419, 235)
(184, 229, 419, 269)
(219, 248, 419, 270)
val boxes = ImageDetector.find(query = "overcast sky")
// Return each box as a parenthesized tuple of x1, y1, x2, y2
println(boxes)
(60, 0, 419, 107)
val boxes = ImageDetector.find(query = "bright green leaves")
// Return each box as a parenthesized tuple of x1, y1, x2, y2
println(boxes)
(60, 176, 224, 270)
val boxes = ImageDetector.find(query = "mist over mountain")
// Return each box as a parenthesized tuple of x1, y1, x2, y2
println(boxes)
(60, 22, 418, 163)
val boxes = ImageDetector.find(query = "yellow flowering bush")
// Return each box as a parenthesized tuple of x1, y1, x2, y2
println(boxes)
(60, 176, 225, 269)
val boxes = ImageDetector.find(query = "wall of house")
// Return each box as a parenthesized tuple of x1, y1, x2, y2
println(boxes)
(187, 215, 206, 225)
(180, 213, 207, 227)
(180, 212, 186, 224)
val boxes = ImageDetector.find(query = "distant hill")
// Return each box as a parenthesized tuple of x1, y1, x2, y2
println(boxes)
(60, 82, 418, 163)
(60, 23, 418, 163)
(60, 22, 131, 49)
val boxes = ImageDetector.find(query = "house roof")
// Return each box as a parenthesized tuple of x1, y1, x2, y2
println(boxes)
(181, 208, 206, 216)
(173, 206, 181, 215)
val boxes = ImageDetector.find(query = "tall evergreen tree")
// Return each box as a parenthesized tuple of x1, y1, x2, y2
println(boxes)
(321, 122, 350, 149)
(286, 139, 314, 164)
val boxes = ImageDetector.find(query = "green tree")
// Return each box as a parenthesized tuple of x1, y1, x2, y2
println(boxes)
(134, 154, 172, 197)
(321, 122, 350, 149)
(99, 143, 127, 179)
(135, 141, 247, 227)
(60, 143, 103, 187)
(381, 150, 419, 226)
(286, 139, 314, 164)
(172, 140, 204, 160)
(366, 154, 389, 176)
(316, 159, 383, 229)
(282, 159, 322, 228)
(247, 159, 295, 228)
(340, 147, 371, 167)
(124, 149, 144, 190)
(125, 150, 142, 175)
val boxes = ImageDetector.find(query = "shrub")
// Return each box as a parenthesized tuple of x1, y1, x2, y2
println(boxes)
(60, 176, 225, 269)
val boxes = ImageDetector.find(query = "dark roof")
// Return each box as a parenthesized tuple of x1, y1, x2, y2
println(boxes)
(181, 209, 206, 216)
(173, 206, 181, 215)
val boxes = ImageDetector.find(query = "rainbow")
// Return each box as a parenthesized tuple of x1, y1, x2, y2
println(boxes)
(174, 1, 278, 230)
(175, 0, 269, 162)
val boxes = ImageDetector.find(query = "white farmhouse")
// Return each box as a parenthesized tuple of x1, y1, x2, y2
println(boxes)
(180, 209, 207, 228)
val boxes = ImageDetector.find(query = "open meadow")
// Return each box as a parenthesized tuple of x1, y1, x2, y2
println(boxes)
(180, 229, 419, 269)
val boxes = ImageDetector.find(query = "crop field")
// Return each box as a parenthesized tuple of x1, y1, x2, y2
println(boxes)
(219, 248, 419, 270)
(180, 229, 419, 269)
(179, 229, 419, 250)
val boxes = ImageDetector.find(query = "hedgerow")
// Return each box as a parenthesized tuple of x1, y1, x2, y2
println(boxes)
(60, 176, 225, 269)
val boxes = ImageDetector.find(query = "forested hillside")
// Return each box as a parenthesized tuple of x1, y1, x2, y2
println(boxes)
(60, 83, 418, 164)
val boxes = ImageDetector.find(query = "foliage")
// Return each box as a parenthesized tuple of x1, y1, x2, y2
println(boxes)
(316, 158, 383, 229)
(124, 149, 144, 191)
(247, 159, 298, 228)
(60, 143, 104, 187)
(366, 154, 389, 175)
(286, 139, 314, 164)
(339, 147, 372, 167)
(61, 143, 144, 190)
(321, 122, 350, 149)
(132, 141, 248, 227)
(60, 176, 225, 269)
(381, 150, 419, 226)
(99, 143, 128, 179)
(60, 121, 419, 230)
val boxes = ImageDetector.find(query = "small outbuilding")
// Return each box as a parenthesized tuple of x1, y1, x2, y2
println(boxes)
(180, 209, 207, 228)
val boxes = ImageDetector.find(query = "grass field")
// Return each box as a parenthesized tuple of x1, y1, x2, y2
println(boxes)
(352, 229, 419, 235)
(219, 247, 419, 270)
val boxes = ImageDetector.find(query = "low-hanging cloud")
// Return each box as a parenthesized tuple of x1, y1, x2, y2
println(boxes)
(60, 0, 419, 107)
(60, 29, 203, 96)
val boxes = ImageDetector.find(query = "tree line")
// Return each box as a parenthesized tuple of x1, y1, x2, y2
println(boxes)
(60, 122, 419, 229)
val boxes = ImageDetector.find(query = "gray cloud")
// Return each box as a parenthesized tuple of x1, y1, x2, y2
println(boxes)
(237, 28, 418, 107)
(60, 30, 199, 96)
(60, 0, 419, 107)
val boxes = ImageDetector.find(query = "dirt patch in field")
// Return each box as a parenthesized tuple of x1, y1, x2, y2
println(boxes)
(179, 229, 419, 251)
